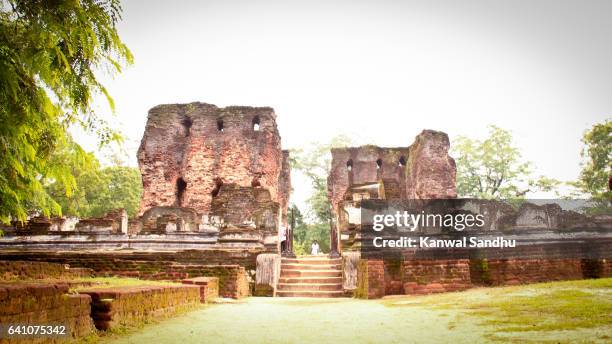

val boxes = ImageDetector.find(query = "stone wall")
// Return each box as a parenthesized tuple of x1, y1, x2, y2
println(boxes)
(328, 130, 457, 252)
(0, 283, 94, 341)
(470, 259, 585, 286)
(328, 130, 456, 216)
(137, 102, 290, 220)
(182, 277, 219, 303)
(402, 259, 471, 294)
(356, 257, 611, 298)
(0, 251, 254, 299)
(81, 285, 200, 330)
(0, 261, 92, 281)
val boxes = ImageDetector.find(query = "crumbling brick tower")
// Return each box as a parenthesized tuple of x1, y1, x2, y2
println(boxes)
(137, 102, 290, 244)
(327, 130, 456, 250)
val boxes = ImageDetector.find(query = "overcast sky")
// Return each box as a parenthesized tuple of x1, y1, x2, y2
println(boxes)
(79, 0, 612, 211)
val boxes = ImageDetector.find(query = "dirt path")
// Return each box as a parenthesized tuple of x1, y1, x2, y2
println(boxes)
(101, 297, 485, 344)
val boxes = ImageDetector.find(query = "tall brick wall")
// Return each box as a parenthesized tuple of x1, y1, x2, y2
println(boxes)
(328, 130, 456, 216)
(137, 102, 290, 223)
(328, 146, 411, 214)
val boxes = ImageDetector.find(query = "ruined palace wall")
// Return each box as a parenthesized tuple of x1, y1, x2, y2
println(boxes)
(327, 130, 457, 216)
(404, 130, 457, 199)
(138, 103, 287, 216)
(328, 146, 410, 215)
(278, 150, 292, 226)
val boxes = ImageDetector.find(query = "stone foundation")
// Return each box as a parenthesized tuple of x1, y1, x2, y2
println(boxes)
(182, 277, 219, 303)
(356, 257, 611, 298)
(0, 261, 92, 281)
(0, 283, 94, 341)
(81, 285, 200, 331)
(0, 251, 253, 299)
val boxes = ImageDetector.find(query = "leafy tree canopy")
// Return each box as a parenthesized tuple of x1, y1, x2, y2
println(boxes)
(45, 150, 143, 218)
(571, 119, 611, 205)
(289, 135, 353, 254)
(452, 125, 559, 199)
(0, 0, 132, 223)
(290, 135, 353, 223)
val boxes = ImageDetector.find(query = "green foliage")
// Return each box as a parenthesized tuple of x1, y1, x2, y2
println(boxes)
(290, 134, 353, 222)
(0, 0, 132, 223)
(290, 205, 330, 255)
(571, 119, 611, 205)
(452, 125, 559, 199)
(46, 163, 143, 218)
(289, 135, 353, 254)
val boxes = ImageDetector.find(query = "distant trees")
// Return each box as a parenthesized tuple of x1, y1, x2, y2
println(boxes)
(46, 162, 143, 219)
(570, 119, 611, 207)
(452, 126, 559, 199)
(289, 135, 353, 253)
(0, 0, 132, 223)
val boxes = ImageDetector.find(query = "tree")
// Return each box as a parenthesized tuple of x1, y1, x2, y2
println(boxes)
(289, 135, 353, 254)
(452, 126, 559, 199)
(290, 135, 353, 222)
(46, 163, 143, 218)
(0, 0, 132, 223)
(572, 119, 611, 205)
(290, 204, 330, 255)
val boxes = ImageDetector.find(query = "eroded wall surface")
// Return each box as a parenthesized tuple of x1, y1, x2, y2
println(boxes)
(137, 102, 290, 225)
(327, 129, 456, 217)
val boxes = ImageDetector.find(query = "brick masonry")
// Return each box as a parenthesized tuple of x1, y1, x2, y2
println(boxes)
(182, 277, 219, 303)
(81, 285, 200, 331)
(0, 283, 94, 341)
(0, 251, 253, 299)
(356, 257, 612, 298)
(137, 102, 290, 227)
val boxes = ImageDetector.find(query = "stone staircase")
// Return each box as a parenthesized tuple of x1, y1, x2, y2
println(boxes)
(276, 256, 344, 297)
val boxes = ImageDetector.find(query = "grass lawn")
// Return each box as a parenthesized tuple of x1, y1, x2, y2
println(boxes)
(92, 278, 611, 344)
(70, 277, 180, 291)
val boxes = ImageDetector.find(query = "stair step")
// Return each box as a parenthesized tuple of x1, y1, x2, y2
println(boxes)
(277, 283, 342, 291)
(276, 290, 345, 298)
(279, 277, 343, 284)
(281, 270, 342, 278)
(281, 264, 341, 270)
(282, 258, 342, 265)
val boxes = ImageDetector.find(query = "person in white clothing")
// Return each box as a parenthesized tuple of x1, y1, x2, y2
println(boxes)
(310, 240, 320, 255)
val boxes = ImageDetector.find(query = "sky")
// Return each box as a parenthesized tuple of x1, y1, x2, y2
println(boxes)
(78, 0, 612, 212)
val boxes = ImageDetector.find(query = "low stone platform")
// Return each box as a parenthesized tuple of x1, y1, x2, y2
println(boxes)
(182, 277, 219, 303)
(0, 282, 94, 341)
(80, 285, 200, 331)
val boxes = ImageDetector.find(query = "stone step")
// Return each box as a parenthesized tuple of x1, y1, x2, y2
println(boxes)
(277, 283, 342, 291)
(282, 258, 342, 265)
(280, 269, 342, 278)
(276, 290, 345, 298)
(279, 277, 343, 284)
(280, 263, 341, 271)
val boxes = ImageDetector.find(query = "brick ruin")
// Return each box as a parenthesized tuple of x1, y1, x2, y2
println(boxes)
(327, 130, 456, 251)
(0, 103, 610, 300)
(136, 102, 291, 248)
(0, 102, 293, 297)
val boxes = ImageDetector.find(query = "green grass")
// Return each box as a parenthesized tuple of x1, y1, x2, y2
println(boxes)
(80, 278, 612, 344)
(383, 278, 612, 343)
(70, 276, 181, 292)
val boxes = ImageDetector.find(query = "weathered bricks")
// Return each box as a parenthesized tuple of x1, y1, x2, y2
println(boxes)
(0, 283, 94, 340)
(137, 102, 291, 228)
(80, 285, 200, 331)
(182, 277, 219, 303)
